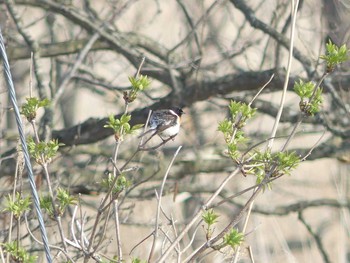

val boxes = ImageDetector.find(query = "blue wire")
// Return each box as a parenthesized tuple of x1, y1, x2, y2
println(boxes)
(0, 28, 52, 262)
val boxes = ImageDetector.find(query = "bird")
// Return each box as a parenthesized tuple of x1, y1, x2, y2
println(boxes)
(140, 107, 184, 141)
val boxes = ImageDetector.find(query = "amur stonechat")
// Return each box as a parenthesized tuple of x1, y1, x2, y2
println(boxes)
(140, 107, 184, 141)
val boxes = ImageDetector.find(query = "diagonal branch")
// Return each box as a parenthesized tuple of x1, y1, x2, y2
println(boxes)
(229, 0, 313, 75)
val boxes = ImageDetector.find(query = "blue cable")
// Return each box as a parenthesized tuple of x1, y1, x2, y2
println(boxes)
(0, 28, 52, 262)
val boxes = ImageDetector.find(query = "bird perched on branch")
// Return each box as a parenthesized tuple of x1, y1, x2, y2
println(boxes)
(140, 107, 184, 142)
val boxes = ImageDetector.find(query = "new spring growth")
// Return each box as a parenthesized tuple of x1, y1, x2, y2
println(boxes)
(218, 101, 256, 161)
(2, 241, 37, 263)
(4, 192, 31, 220)
(101, 172, 131, 195)
(320, 40, 348, 73)
(223, 228, 244, 250)
(124, 75, 151, 103)
(104, 114, 143, 142)
(202, 209, 220, 240)
(294, 80, 323, 116)
(40, 188, 77, 218)
(249, 150, 300, 189)
(27, 137, 64, 165)
(20, 97, 50, 122)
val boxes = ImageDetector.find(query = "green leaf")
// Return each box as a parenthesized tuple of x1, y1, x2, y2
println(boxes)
(27, 138, 63, 164)
(40, 195, 54, 216)
(3, 241, 37, 263)
(120, 114, 131, 124)
(132, 257, 147, 263)
(101, 173, 131, 194)
(228, 100, 256, 120)
(276, 151, 300, 175)
(123, 122, 131, 133)
(131, 124, 144, 133)
(223, 228, 244, 249)
(218, 119, 232, 133)
(128, 75, 151, 91)
(4, 193, 31, 219)
(308, 87, 323, 115)
(293, 79, 315, 99)
(320, 40, 349, 72)
(20, 97, 50, 122)
(202, 209, 219, 226)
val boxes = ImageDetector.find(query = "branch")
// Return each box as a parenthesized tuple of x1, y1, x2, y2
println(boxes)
(229, 0, 313, 75)
(51, 69, 280, 146)
(50, 67, 348, 146)
(6, 0, 171, 79)
(8, 38, 110, 60)
(233, 198, 350, 216)
(7, 32, 169, 62)
(298, 212, 331, 263)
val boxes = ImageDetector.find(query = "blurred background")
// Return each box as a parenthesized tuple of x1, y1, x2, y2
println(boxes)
(0, 0, 349, 262)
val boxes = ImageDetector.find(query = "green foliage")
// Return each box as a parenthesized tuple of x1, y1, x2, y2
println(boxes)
(132, 257, 147, 263)
(101, 173, 131, 194)
(228, 100, 256, 120)
(223, 228, 244, 249)
(202, 209, 219, 226)
(293, 79, 323, 116)
(293, 80, 315, 99)
(104, 114, 143, 142)
(202, 209, 220, 240)
(27, 137, 64, 165)
(20, 97, 50, 122)
(56, 188, 77, 211)
(275, 151, 300, 175)
(307, 87, 323, 115)
(218, 101, 255, 161)
(4, 192, 31, 219)
(124, 75, 151, 103)
(128, 75, 151, 91)
(249, 150, 300, 187)
(40, 195, 54, 217)
(40, 188, 76, 217)
(2, 241, 37, 263)
(100, 256, 118, 263)
(320, 40, 348, 72)
(250, 150, 273, 186)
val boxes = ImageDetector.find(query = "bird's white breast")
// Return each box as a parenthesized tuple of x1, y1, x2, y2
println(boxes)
(159, 122, 180, 138)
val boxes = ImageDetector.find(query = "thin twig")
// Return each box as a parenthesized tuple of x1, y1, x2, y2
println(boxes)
(24, 213, 74, 262)
(248, 74, 275, 107)
(94, 203, 113, 252)
(0, 24, 52, 263)
(52, 32, 100, 107)
(135, 56, 146, 78)
(298, 212, 331, 263)
(29, 52, 33, 98)
(157, 167, 240, 262)
(78, 194, 89, 251)
(235, 3, 299, 260)
(31, 119, 68, 251)
(169, 0, 220, 54)
(113, 199, 123, 262)
(181, 221, 202, 254)
(70, 205, 81, 250)
(148, 146, 183, 262)
(187, 185, 263, 262)
(267, 0, 300, 150)
(247, 246, 255, 263)
(232, 191, 255, 263)
(140, 136, 177, 151)
(300, 131, 326, 161)
(169, 213, 181, 262)
(129, 232, 154, 255)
